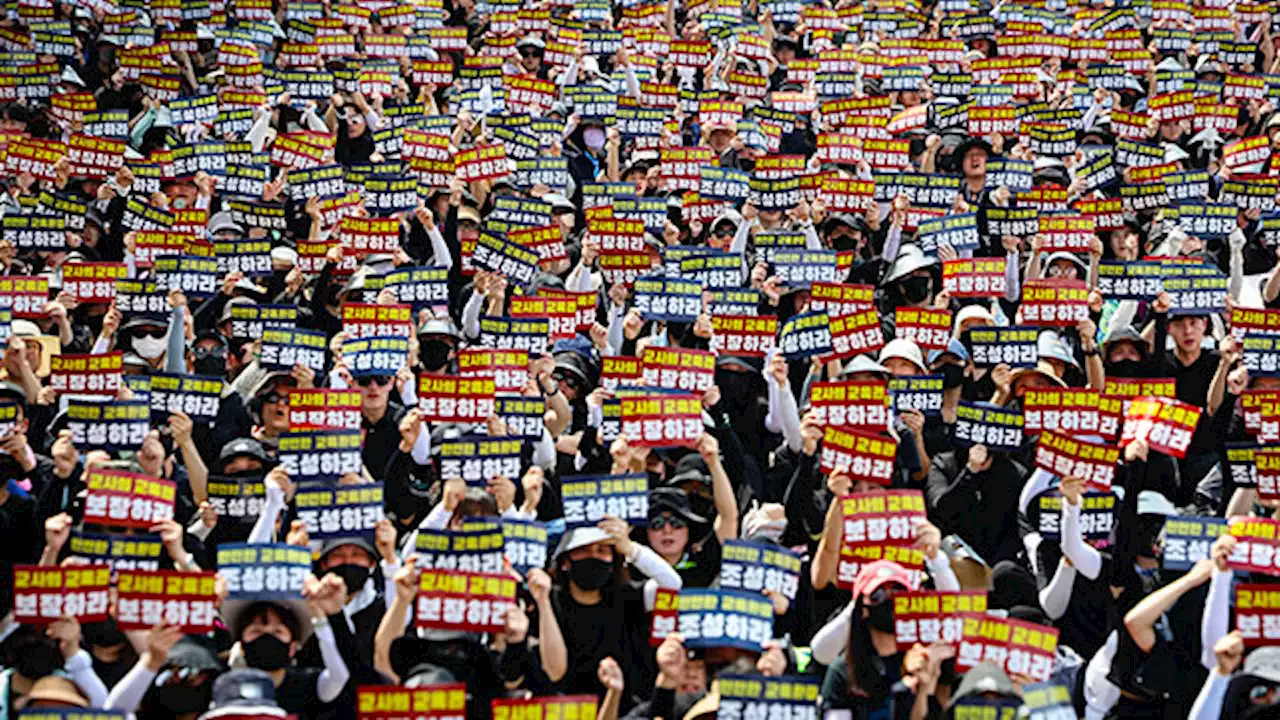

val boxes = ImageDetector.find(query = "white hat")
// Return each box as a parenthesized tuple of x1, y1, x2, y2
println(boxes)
(879, 338, 927, 373)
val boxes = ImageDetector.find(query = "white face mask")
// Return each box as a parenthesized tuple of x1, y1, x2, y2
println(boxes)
(133, 335, 167, 359)
(583, 127, 606, 151)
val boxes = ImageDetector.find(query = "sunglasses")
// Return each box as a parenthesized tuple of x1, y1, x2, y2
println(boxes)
(552, 371, 582, 391)
(649, 514, 687, 530)
(133, 327, 166, 339)
(520, 48, 543, 57)
(865, 584, 902, 607)
(712, 226, 735, 237)
(356, 375, 393, 387)
(261, 392, 285, 405)
(194, 345, 227, 360)
(1251, 684, 1279, 704)
(155, 666, 214, 687)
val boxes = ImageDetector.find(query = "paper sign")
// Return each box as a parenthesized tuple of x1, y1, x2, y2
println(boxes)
(12, 566, 110, 625)
(217, 543, 311, 599)
(1033, 431, 1120, 490)
(288, 389, 362, 431)
(277, 430, 363, 483)
(294, 484, 383, 538)
(893, 590, 989, 650)
(837, 490, 927, 589)
(357, 684, 467, 720)
(561, 473, 649, 528)
(619, 394, 703, 447)
(417, 377, 496, 423)
(115, 570, 218, 632)
(83, 469, 175, 529)
(649, 589, 774, 650)
(954, 402, 1025, 451)
(415, 524, 505, 574)
(1163, 516, 1228, 571)
(966, 326, 1039, 368)
(717, 676, 820, 720)
(438, 436, 524, 486)
(719, 540, 802, 601)
(1120, 395, 1202, 458)
(50, 352, 123, 395)
(415, 568, 517, 633)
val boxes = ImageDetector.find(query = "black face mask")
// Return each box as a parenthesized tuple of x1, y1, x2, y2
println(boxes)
(715, 370, 758, 408)
(866, 601, 895, 632)
(82, 618, 128, 648)
(830, 233, 860, 253)
(568, 557, 614, 591)
(940, 364, 964, 390)
(1107, 359, 1144, 378)
(738, 158, 755, 172)
(242, 634, 292, 671)
(16, 638, 64, 679)
(329, 564, 370, 597)
(898, 276, 932, 305)
(194, 356, 225, 377)
(420, 340, 452, 371)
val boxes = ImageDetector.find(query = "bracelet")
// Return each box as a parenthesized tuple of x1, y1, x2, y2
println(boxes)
(312, 616, 331, 629)
(1083, 347, 1099, 356)
(543, 384, 560, 397)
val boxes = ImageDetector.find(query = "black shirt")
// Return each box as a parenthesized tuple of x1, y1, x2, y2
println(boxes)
(549, 581, 655, 713)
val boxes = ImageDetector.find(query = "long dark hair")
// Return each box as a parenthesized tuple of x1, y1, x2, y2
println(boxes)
(845, 595, 893, 701)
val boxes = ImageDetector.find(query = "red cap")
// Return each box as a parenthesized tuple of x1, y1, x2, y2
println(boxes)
(851, 560, 914, 599)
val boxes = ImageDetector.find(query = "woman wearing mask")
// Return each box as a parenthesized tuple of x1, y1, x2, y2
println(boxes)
(547, 522, 683, 712)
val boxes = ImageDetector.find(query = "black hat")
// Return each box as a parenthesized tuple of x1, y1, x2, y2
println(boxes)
(317, 536, 378, 565)
(217, 438, 269, 468)
(0, 381, 27, 406)
(715, 354, 764, 373)
(649, 487, 708, 525)
(953, 136, 994, 161)
(199, 669, 286, 720)
(666, 453, 711, 488)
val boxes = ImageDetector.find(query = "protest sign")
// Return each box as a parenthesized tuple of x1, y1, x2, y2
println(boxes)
(438, 436, 525, 486)
(719, 540, 802, 601)
(1033, 431, 1121, 490)
(294, 485, 383, 538)
(259, 327, 328, 373)
(12, 566, 110, 625)
(288, 389, 362, 431)
(415, 569, 517, 633)
(942, 258, 1007, 298)
(1228, 517, 1280, 575)
(1120, 395, 1202, 458)
(887, 376, 945, 416)
(717, 676, 820, 720)
(1163, 516, 1228, 571)
(1237, 584, 1280, 646)
(650, 589, 774, 650)
(562, 473, 649, 528)
(115, 570, 218, 632)
(895, 309, 952, 351)
(1021, 278, 1089, 326)
(1034, 490, 1118, 540)
(357, 685, 467, 720)
(217, 543, 311, 599)
(640, 346, 715, 395)
(808, 381, 891, 432)
(417, 377, 496, 423)
(1023, 388, 1102, 435)
(50, 353, 122, 395)
(893, 590, 988, 650)
(415, 524, 505, 574)
(148, 373, 222, 421)
(837, 490, 927, 588)
(956, 615, 1059, 682)
(819, 426, 897, 483)
(619, 394, 703, 447)
(278, 430, 364, 482)
(965, 326, 1039, 368)
(954, 402, 1025, 451)
(83, 468, 175, 529)
(342, 336, 410, 377)
(779, 311, 834, 359)
(501, 519, 548, 576)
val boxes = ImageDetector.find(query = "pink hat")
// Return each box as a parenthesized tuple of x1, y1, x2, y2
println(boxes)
(851, 560, 913, 600)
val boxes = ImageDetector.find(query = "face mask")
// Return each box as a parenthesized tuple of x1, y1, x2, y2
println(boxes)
(940, 364, 964, 389)
(830, 233, 860, 252)
(242, 634, 291, 671)
(583, 127, 606, 151)
(866, 601, 895, 632)
(134, 335, 167, 359)
(421, 340, 452, 371)
(16, 639, 63, 679)
(898, 276, 932, 305)
(82, 618, 128, 648)
(737, 158, 755, 172)
(568, 557, 614, 591)
(329, 564, 371, 597)
(194, 356, 224, 377)
(1107, 359, 1143, 378)
(715, 370, 757, 408)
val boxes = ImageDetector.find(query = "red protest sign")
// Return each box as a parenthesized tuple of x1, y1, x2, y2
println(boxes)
(820, 426, 897, 482)
(454, 143, 509, 182)
(0, 275, 50, 318)
(115, 570, 218, 632)
(61, 262, 127, 303)
(895, 308, 952, 351)
(1037, 214, 1095, 252)
(417, 377, 496, 423)
(491, 696, 599, 720)
(1021, 278, 1089, 326)
(338, 217, 400, 256)
(1244, 389, 1280, 438)
(1229, 518, 1280, 576)
(49, 352, 123, 395)
(509, 296, 577, 340)
(956, 615, 1059, 682)
(893, 590, 989, 650)
(414, 568, 517, 633)
(809, 381, 891, 432)
(837, 490, 926, 589)
(458, 349, 529, 394)
(640, 347, 716, 396)
(340, 303, 413, 338)
(540, 289, 596, 331)
(599, 355, 641, 391)
(1236, 584, 1280, 645)
(12, 565, 110, 624)
(288, 389, 362, 431)
(134, 231, 192, 267)
(1255, 449, 1280, 500)
(1120, 395, 1202, 459)
(620, 394, 704, 448)
(711, 315, 778, 357)
(1022, 388, 1102, 434)
(810, 282, 876, 316)
(357, 684, 467, 720)
(1033, 431, 1121, 491)
(83, 469, 176, 529)
(827, 308, 886, 360)
(942, 258, 1007, 298)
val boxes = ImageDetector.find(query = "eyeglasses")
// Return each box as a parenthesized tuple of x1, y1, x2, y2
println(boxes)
(356, 375, 393, 387)
(133, 327, 166, 339)
(649, 514, 687, 530)
(552, 370, 582, 391)
(1251, 684, 1279, 705)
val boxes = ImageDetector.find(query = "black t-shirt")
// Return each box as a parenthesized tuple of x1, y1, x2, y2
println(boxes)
(819, 650, 908, 720)
(1035, 546, 1117, 660)
(550, 582, 655, 713)
(276, 667, 325, 719)
(673, 535, 722, 589)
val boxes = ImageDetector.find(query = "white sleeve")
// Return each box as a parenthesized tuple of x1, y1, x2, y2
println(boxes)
(1188, 669, 1230, 720)
(247, 479, 286, 544)
(1038, 559, 1077, 620)
(1061, 502, 1103, 580)
(605, 302, 625, 357)
(532, 428, 556, 469)
(330, 371, 349, 390)
(462, 292, 485, 340)
(301, 106, 329, 133)
(427, 226, 453, 270)
(566, 262, 593, 292)
(811, 602, 854, 666)
(313, 621, 350, 703)
(92, 334, 112, 354)
(247, 110, 273, 153)
(400, 375, 418, 407)
(1004, 249, 1021, 303)
(420, 502, 452, 530)
(881, 224, 904, 267)
(104, 659, 158, 712)
(1200, 569, 1234, 670)
(381, 558, 401, 608)
(802, 221, 823, 250)
(410, 425, 431, 465)
(765, 372, 803, 453)
(635, 544, 682, 611)
(188, 516, 215, 542)
(924, 551, 959, 592)
(63, 649, 108, 708)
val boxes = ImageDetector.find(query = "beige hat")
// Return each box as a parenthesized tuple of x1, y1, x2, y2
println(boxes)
(25, 676, 90, 708)
(879, 338, 927, 374)
(1008, 359, 1067, 390)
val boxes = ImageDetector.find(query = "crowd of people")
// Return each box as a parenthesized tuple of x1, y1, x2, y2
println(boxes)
(1, 0, 1280, 717)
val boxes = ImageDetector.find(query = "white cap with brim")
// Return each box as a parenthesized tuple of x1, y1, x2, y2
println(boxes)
(221, 597, 314, 644)
(879, 338, 927, 373)
(1041, 251, 1087, 279)
(551, 527, 611, 563)
(1137, 490, 1178, 517)
(1036, 330, 1080, 369)
(954, 304, 996, 334)
(271, 246, 298, 266)
(840, 354, 891, 378)
(883, 244, 938, 285)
